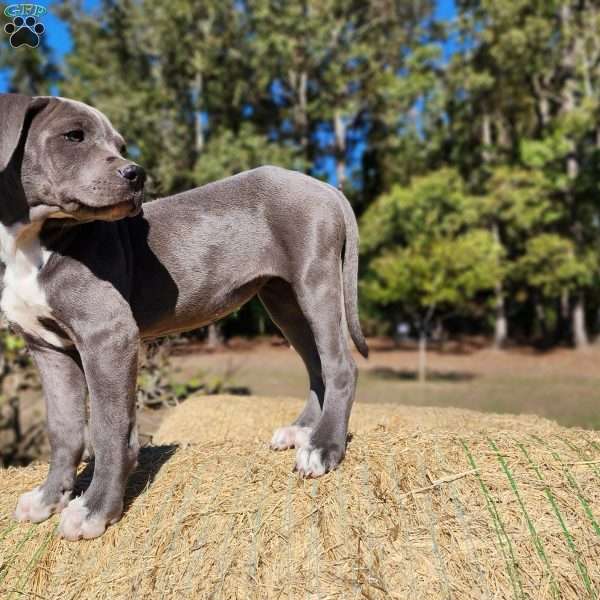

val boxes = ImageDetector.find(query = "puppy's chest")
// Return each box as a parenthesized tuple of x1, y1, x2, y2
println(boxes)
(0, 224, 71, 348)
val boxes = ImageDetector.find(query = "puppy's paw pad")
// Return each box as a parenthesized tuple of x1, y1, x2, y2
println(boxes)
(58, 497, 107, 541)
(270, 426, 312, 450)
(14, 486, 69, 524)
(295, 444, 343, 478)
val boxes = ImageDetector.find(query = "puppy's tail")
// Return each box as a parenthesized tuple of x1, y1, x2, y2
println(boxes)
(336, 188, 369, 359)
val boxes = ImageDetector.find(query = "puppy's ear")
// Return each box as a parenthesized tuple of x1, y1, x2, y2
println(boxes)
(0, 94, 49, 172)
(0, 94, 50, 225)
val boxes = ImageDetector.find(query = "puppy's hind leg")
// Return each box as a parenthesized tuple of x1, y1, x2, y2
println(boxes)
(292, 262, 358, 478)
(15, 346, 87, 524)
(258, 278, 324, 451)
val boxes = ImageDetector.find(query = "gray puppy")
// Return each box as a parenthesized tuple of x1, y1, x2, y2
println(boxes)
(0, 94, 368, 541)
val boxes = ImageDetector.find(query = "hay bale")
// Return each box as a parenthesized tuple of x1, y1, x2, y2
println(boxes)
(1, 395, 599, 599)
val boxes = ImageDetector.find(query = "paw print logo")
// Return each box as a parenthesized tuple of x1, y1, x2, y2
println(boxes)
(4, 15, 45, 48)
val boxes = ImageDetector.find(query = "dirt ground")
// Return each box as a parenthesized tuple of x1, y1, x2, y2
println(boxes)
(169, 338, 600, 431)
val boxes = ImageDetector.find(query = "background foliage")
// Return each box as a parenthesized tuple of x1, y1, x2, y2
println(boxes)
(1, 0, 600, 349)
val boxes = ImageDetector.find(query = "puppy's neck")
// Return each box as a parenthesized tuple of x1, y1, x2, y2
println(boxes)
(0, 220, 69, 348)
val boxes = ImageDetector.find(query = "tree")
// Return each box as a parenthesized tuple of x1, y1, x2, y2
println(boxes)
(437, 0, 600, 348)
(479, 166, 562, 344)
(5, 0, 599, 348)
(514, 234, 597, 342)
(361, 169, 503, 380)
(193, 123, 302, 185)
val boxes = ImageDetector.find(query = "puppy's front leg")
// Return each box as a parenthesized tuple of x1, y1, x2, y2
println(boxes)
(59, 323, 140, 541)
(15, 346, 87, 523)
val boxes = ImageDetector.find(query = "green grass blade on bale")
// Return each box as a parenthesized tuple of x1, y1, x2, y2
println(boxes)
(309, 480, 321, 600)
(0, 525, 37, 588)
(284, 471, 296, 600)
(530, 435, 600, 538)
(386, 453, 419, 599)
(488, 438, 560, 599)
(559, 437, 600, 483)
(356, 460, 390, 597)
(209, 457, 260, 598)
(331, 469, 358, 600)
(179, 465, 229, 592)
(334, 467, 362, 598)
(460, 438, 524, 600)
(516, 441, 596, 599)
(0, 523, 18, 544)
(8, 525, 55, 600)
(128, 481, 178, 597)
(432, 443, 491, 600)
(416, 448, 451, 599)
(582, 434, 600, 455)
(247, 467, 277, 597)
(157, 464, 222, 600)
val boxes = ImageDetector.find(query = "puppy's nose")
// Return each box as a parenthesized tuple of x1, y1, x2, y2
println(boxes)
(118, 164, 146, 189)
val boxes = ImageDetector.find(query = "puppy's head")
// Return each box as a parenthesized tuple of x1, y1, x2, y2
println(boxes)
(0, 93, 145, 225)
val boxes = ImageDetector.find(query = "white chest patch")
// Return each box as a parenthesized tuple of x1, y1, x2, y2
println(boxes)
(0, 222, 70, 348)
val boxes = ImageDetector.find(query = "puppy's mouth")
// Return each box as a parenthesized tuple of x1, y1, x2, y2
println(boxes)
(69, 198, 142, 222)
(33, 194, 143, 223)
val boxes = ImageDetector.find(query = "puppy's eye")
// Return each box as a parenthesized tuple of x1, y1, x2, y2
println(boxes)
(63, 130, 84, 143)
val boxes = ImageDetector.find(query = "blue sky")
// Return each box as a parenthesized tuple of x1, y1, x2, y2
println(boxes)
(436, 0, 456, 19)
(25, 0, 98, 59)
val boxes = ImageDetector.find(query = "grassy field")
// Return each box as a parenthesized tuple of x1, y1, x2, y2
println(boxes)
(170, 339, 600, 430)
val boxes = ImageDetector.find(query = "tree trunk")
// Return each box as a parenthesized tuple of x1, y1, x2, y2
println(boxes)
(531, 74, 551, 132)
(481, 111, 492, 164)
(418, 330, 427, 383)
(481, 116, 508, 349)
(334, 108, 347, 188)
(206, 323, 223, 350)
(298, 70, 308, 159)
(491, 223, 507, 349)
(573, 294, 589, 349)
(535, 299, 549, 344)
(289, 69, 309, 166)
(560, 4, 588, 350)
(494, 282, 508, 349)
(594, 307, 600, 345)
(555, 289, 571, 344)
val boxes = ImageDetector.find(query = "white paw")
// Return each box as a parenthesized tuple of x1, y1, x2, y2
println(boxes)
(295, 446, 327, 478)
(58, 496, 108, 541)
(14, 486, 70, 524)
(270, 426, 312, 450)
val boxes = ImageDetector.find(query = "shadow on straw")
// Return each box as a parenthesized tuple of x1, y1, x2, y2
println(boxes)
(73, 444, 179, 514)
